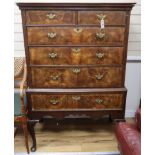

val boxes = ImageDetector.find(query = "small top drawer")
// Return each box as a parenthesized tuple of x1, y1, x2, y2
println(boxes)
(78, 11, 126, 26)
(26, 11, 76, 25)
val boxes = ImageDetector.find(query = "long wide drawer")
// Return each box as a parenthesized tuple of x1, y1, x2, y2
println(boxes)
(78, 11, 126, 26)
(28, 91, 125, 111)
(27, 27, 125, 45)
(26, 11, 76, 25)
(29, 47, 124, 66)
(30, 67, 124, 88)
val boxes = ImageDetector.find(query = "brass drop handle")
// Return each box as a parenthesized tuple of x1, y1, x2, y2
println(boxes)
(48, 32, 57, 39)
(72, 48, 81, 53)
(72, 68, 81, 74)
(96, 52, 105, 59)
(96, 32, 105, 39)
(49, 52, 57, 59)
(46, 13, 56, 19)
(74, 28, 82, 33)
(72, 96, 81, 101)
(95, 74, 104, 80)
(50, 74, 61, 81)
(97, 14, 106, 20)
(95, 98, 104, 104)
(50, 99, 59, 105)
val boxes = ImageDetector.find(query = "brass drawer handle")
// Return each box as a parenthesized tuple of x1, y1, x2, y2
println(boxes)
(97, 14, 106, 20)
(72, 96, 81, 101)
(74, 28, 82, 33)
(49, 52, 57, 59)
(72, 68, 81, 74)
(50, 74, 61, 81)
(95, 98, 104, 104)
(72, 48, 81, 53)
(96, 52, 105, 59)
(46, 13, 56, 19)
(50, 99, 59, 105)
(48, 32, 57, 39)
(95, 74, 104, 80)
(96, 32, 105, 39)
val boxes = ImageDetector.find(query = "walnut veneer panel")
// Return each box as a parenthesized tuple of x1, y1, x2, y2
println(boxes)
(26, 11, 76, 25)
(78, 11, 126, 25)
(30, 67, 123, 88)
(29, 47, 124, 66)
(27, 27, 125, 45)
(31, 93, 124, 111)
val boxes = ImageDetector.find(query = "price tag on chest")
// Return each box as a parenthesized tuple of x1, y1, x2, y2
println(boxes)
(101, 19, 105, 29)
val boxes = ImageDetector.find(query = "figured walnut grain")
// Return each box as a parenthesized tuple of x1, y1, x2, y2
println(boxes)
(31, 93, 124, 111)
(78, 11, 126, 26)
(29, 47, 124, 66)
(27, 27, 125, 46)
(30, 67, 123, 88)
(26, 11, 75, 25)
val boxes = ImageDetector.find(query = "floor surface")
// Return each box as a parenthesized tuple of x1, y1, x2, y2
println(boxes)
(14, 118, 133, 153)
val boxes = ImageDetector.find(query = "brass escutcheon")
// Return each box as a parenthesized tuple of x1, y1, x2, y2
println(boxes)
(50, 99, 59, 105)
(95, 74, 104, 80)
(72, 96, 81, 101)
(96, 32, 105, 39)
(47, 32, 57, 39)
(72, 48, 81, 53)
(49, 52, 57, 59)
(50, 74, 61, 81)
(46, 13, 56, 19)
(97, 14, 106, 20)
(96, 52, 105, 59)
(95, 98, 103, 104)
(74, 28, 82, 33)
(72, 68, 81, 74)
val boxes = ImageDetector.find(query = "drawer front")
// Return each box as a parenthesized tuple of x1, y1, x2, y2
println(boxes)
(30, 67, 123, 88)
(27, 27, 125, 45)
(29, 47, 124, 65)
(30, 93, 124, 111)
(26, 11, 75, 25)
(31, 94, 67, 110)
(67, 93, 124, 109)
(78, 11, 126, 26)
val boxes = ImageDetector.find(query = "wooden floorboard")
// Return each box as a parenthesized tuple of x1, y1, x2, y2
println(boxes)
(14, 118, 134, 153)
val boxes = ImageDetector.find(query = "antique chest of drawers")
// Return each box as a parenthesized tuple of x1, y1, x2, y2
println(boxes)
(17, 2, 135, 151)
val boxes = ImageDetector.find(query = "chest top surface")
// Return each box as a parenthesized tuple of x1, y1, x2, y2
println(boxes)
(17, 1, 135, 9)
(16, 0, 136, 3)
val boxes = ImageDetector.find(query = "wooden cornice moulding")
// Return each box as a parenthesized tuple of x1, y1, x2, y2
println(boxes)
(15, 0, 136, 3)
(17, 3, 135, 10)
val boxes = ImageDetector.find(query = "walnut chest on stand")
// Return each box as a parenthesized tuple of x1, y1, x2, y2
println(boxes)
(17, 2, 135, 152)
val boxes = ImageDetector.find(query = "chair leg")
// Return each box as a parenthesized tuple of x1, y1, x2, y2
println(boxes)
(22, 122, 29, 154)
(14, 126, 18, 137)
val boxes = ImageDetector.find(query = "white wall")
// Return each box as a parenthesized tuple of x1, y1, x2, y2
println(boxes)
(125, 60, 141, 117)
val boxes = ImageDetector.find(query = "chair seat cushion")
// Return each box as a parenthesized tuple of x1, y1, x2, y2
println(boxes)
(14, 93, 26, 116)
(115, 122, 141, 155)
(14, 115, 27, 122)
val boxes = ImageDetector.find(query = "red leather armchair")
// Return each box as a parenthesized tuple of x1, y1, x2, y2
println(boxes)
(115, 107, 141, 155)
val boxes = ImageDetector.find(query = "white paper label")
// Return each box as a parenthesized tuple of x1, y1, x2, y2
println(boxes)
(101, 19, 105, 29)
